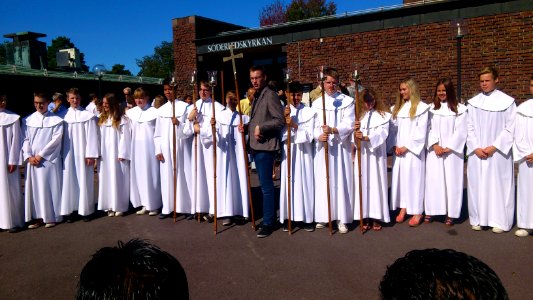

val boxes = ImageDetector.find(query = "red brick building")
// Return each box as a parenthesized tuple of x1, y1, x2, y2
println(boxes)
(172, 0, 532, 104)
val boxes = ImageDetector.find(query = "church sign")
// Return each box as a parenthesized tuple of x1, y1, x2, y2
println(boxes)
(204, 37, 274, 53)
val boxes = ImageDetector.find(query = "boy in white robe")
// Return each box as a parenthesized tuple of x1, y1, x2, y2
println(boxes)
(200, 91, 250, 225)
(390, 78, 429, 227)
(154, 81, 192, 219)
(60, 88, 100, 222)
(353, 88, 391, 231)
(23, 93, 63, 228)
(0, 95, 24, 232)
(512, 75, 533, 237)
(312, 68, 355, 234)
(466, 67, 515, 233)
(279, 82, 316, 232)
(184, 81, 225, 221)
(126, 88, 162, 216)
(425, 79, 467, 226)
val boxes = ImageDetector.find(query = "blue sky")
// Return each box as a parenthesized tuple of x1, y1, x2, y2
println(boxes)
(1, 0, 401, 75)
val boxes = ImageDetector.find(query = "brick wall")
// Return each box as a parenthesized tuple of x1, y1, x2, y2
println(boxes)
(172, 17, 197, 98)
(286, 10, 533, 105)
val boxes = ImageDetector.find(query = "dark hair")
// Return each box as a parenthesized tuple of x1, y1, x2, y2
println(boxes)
(433, 78, 458, 113)
(76, 239, 189, 300)
(379, 248, 508, 300)
(323, 67, 339, 81)
(249, 65, 266, 75)
(288, 81, 303, 93)
(66, 87, 80, 96)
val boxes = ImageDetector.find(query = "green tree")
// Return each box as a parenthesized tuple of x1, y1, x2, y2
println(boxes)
(286, 0, 336, 21)
(0, 41, 13, 65)
(109, 64, 132, 76)
(136, 41, 173, 78)
(46, 36, 88, 71)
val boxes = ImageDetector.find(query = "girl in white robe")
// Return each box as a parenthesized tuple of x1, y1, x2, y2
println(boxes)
(126, 88, 161, 215)
(512, 77, 533, 237)
(0, 95, 24, 231)
(279, 83, 316, 231)
(390, 78, 429, 227)
(98, 93, 131, 216)
(353, 88, 391, 231)
(424, 79, 467, 226)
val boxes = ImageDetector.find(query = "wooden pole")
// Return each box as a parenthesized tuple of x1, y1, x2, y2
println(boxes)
(171, 78, 178, 223)
(221, 70, 225, 106)
(209, 72, 218, 235)
(320, 76, 333, 235)
(285, 82, 292, 235)
(190, 71, 200, 222)
(354, 75, 364, 233)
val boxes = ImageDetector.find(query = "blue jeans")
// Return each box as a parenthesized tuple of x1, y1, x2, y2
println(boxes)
(253, 150, 276, 226)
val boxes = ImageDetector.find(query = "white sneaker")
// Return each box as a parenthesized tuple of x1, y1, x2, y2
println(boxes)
(108, 211, 115, 217)
(136, 207, 147, 215)
(315, 222, 326, 229)
(45, 223, 56, 228)
(338, 222, 348, 234)
(114, 211, 124, 217)
(515, 229, 531, 237)
(471, 225, 482, 231)
(492, 227, 504, 234)
(148, 210, 159, 216)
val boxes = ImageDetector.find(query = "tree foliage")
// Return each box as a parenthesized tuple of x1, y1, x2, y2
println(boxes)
(46, 36, 88, 71)
(259, 0, 337, 26)
(109, 64, 132, 76)
(0, 41, 12, 65)
(136, 41, 173, 78)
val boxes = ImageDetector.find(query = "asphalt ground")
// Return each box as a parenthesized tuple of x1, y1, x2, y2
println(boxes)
(0, 171, 532, 300)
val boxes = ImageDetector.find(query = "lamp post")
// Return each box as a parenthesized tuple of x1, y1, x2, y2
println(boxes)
(451, 19, 467, 102)
(92, 64, 107, 99)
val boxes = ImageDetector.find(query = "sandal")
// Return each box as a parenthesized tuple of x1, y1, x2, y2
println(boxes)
(424, 215, 432, 224)
(409, 214, 422, 227)
(395, 208, 407, 223)
(361, 222, 371, 232)
(372, 221, 382, 231)
(445, 217, 454, 226)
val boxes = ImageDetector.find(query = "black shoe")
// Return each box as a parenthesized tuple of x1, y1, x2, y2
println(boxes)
(222, 218, 233, 226)
(158, 213, 170, 220)
(282, 223, 289, 232)
(7, 227, 21, 233)
(303, 223, 315, 232)
(186, 214, 195, 220)
(203, 214, 214, 223)
(65, 214, 75, 223)
(257, 225, 274, 238)
(82, 215, 92, 222)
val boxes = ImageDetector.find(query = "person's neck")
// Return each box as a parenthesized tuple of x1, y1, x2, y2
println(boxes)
(483, 89, 496, 96)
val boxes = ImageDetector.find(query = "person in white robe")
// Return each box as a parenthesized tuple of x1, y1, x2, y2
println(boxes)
(466, 67, 515, 233)
(0, 95, 24, 232)
(279, 82, 316, 231)
(97, 93, 131, 217)
(184, 81, 225, 221)
(390, 78, 429, 227)
(353, 88, 391, 231)
(23, 93, 63, 228)
(126, 87, 162, 215)
(154, 81, 192, 219)
(312, 68, 355, 234)
(513, 77, 533, 237)
(85, 93, 100, 116)
(424, 79, 467, 226)
(60, 88, 100, 221)
(199, 91, 250, 225)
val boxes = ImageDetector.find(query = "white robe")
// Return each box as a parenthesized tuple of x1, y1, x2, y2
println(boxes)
(0, 110, 23, 229)
(353, 110, 391, 222)
(424, 103, 467, 218)
(154, 100, 192, 215)
(22, 111, 63, 223)
(85, 102, 99, 116)
(312, 92, 355, 224)
(60, 107, 100, 216)
(513, 99, 533, 229)
(279, 103, 315, 223)
(126, 105, 161, 211)
(466, 90, 515, 231)
(200, 107, 250, 217)
(183, 98, 225, 214)
(390, 101, 429, 215)
(97, 116, 131, 213)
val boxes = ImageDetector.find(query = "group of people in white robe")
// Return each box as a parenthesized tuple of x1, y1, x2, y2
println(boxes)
(0, 66, 532, 238)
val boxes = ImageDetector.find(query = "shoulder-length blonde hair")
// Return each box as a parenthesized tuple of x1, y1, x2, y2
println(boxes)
(392, 78, 421, 120)
(98, 93, 122, 129)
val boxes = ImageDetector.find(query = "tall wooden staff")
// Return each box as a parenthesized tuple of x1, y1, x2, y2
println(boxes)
(170, 75, 178, 222)
(221, 70, 225, 106)
(353, 70, 364, 233)
(223, 44, 256, 231)
(319, 67, 333, 235)
(207, 70, 218, 235)
(190, 70, 200, 222)
(283, 68, 292, 235)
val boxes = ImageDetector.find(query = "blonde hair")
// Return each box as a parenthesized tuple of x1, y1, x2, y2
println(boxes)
(98, 93, 122, 129)
(392, 78, 421, 120)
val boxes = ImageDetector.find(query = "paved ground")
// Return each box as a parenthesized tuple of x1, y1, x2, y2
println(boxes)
(0, 173, 532, 299)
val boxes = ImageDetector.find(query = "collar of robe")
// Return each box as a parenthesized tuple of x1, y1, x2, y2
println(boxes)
(24, 111, 63, 128)
(0, 109, 20, 126)
(126, 105, 158, 122)
(289, 103, 316, 124)
(101, 116, 128, 127)
(312, 92, 354, 111)
(517, 99, 533, 117)
(63, 107, 95, 124)
(467, 89, 514, 112)
(393, 101, 429, 118)
(429, 103, 467, 116)
(360, 110, 391, 129)
(157, 99, 189, 118)
(217, 108, 249, 126)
